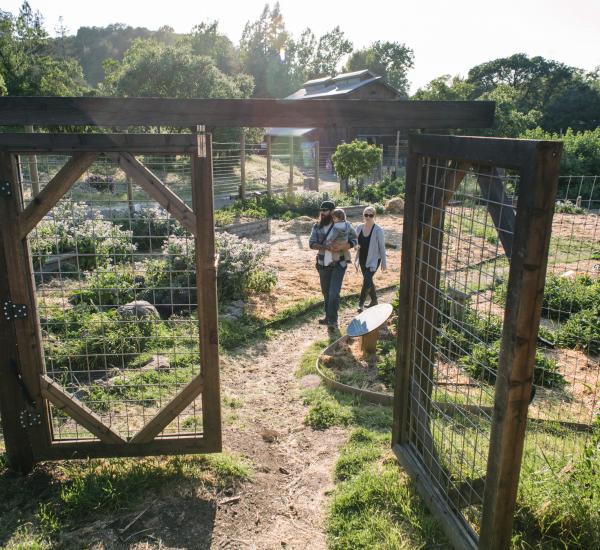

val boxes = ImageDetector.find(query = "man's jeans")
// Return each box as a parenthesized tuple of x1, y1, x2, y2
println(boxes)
(318, 262, 347, 324)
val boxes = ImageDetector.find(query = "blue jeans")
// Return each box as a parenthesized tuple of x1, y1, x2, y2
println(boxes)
(318, 262, 347, 324)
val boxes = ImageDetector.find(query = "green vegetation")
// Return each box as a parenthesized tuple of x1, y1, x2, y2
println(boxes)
(554, 199, 585, 214)
(556, 307, 600, 354)
(332, 140, 383, 192)
(0, 453, 250, 547)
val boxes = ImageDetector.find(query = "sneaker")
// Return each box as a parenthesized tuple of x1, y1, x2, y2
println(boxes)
(365, 301, 378, 309)
(327, 323, 338, 331)
(318, 317, 329, 325)
(357, 303, 364, 313)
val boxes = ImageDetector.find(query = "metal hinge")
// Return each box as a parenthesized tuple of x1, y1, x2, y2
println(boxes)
(0, 181, 11, 197)
(8, 359, 42, 429)
(3, 300, 28, 321)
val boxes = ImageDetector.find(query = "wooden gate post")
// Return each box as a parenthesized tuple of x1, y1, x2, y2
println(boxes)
(191, 133, 222, 451)
(288, 136, 294, 195)
(314, 141, 320, 192)
(479, 142, 562, 550)
(266, 135, 272, 196)
(240, 131, 246, 200)
(0, 152, 50, 471)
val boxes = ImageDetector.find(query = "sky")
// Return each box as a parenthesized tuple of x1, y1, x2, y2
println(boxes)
(4, 0, 600, 93)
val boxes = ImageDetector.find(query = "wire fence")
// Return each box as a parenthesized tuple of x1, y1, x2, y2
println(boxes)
(14, 154, 204, 442)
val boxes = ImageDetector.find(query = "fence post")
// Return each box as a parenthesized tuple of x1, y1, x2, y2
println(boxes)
(479, 142, 562, 550)
(288, 136, 294, 195)
(191, 133, 222, 451)
(266, 135, 272, 196)
(314, 140, 320, 192)
(0, 152, 51, 471)
(394, 130, 400, 177)
(240, 131, 246, 200)
(25, 125, 40, 197)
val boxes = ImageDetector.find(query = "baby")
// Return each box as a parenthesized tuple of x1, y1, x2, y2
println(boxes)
(323, 208, 352, 266)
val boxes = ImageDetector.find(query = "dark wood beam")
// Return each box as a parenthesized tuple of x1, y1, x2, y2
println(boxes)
(0, 133, 201, 153)
(0, 97, 495, 128)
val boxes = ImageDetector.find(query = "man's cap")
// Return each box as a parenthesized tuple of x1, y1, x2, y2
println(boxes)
(320, 200, 335, 211)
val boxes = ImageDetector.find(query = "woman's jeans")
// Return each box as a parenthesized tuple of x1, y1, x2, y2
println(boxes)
(359, 263, 378, 305)
(317, 262, 347, 324)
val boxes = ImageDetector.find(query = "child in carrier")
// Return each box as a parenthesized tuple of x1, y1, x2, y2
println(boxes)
(323, 208, 352, 266)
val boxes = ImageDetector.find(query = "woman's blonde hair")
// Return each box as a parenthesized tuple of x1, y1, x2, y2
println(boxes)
(332, 208, 346, 221)
(363, 206, 376, 217)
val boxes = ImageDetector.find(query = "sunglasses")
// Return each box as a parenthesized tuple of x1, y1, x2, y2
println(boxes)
(364, 213, 374, 217)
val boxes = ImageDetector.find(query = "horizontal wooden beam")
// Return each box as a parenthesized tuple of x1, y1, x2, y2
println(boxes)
(117, 152, 197, 234)
(0, 97, 495, 128)
(19, 152, 98, 238)
(410, 134, 548, 170)
(0, 133, 201, 153)
(39, 375, 125, 445)
(37, 435, 214, 460)
(129, 373, 204, 444)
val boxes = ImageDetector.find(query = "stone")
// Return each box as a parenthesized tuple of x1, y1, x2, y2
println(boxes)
(560, 270, 577, 279)
(117, 300, 159, 319)
(299, 374, 322, 389)
(385, 197, 404, 213)
(141, 355, 171, 371)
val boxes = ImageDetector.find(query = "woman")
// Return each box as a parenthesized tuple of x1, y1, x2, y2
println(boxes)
(355, 206, 387, 312)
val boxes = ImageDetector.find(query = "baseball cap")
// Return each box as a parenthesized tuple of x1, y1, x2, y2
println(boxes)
(320, 200, 335, 211)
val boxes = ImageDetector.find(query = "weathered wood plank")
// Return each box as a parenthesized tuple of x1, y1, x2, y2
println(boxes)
(117, 152, 197, 234)
(411, 134, 542, 170)
(0, 152, 51, 460)
(38, 435, 212, 460)
(0, 97, 496, 128)
(479, 141, 562, 550)
(192, 134, 222, 451)
(0, 133, 201, 153)
(128, 374, 205, 444)
(39, 375, 125, 445)
(19, 152, 98, 238)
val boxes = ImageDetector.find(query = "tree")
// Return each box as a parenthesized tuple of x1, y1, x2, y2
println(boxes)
(541, 76, 600, 132)
(101, 38, 253, 99)
(346, 40, 414, 96)
(467, 53, 575, 113)
(309, 26, 352, 78)
(332, 140, 382, 193)
(413, 74, 475, 100)
(480, 85, 541, 137)
(188, 21, 241, 76)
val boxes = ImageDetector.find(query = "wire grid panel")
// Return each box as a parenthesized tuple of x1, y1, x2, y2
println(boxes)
(520, 176, 599, 488)
(400, 158, 519, 541)
(19, 153, 204, 442)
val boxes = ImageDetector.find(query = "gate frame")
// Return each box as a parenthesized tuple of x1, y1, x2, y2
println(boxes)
(0, 132, 221, 471)
(392, 134, 562, 550)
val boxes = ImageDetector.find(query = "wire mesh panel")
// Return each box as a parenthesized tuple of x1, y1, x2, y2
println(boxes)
(394, 135, 562, 550)
(0, 134, 221, 465)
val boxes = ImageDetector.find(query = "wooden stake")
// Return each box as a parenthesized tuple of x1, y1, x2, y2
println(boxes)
(314, 140, 320, 192)
(288, 136, 294, 195)
(240, 131, 246, 200)
(25, 125, 40, 197)
(266, 135, 272, 196)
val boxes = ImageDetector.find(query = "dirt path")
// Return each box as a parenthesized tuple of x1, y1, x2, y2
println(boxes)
(207, 290, 396, 550)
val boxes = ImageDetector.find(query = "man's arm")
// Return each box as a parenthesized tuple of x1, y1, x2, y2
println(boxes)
(309, 224, 327, 251)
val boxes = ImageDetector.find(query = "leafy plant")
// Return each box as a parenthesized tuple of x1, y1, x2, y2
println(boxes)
(556, 307, 600, 354)
(332, 140, 382, 191)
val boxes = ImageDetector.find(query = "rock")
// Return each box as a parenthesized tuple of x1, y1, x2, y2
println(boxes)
(261, 428, 279, 443)
(220, 313, 238, 324)
(299, 374, 322, 389)
(560, 270, 577, 279)
(117, 300, 159, 320)
(385, 197, 404, 213)
(141, 355, 171, 371)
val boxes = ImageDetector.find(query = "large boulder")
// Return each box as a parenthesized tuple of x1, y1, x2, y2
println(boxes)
(117, 300, 159, 320)
(385, 197, 404, 214)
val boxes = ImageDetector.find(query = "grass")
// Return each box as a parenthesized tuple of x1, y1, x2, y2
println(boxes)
(0, 452, 250, 548)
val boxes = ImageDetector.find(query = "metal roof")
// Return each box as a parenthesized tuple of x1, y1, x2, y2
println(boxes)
(264, 127, 315, 137)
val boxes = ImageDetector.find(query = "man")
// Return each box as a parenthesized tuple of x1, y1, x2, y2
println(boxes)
(309, 200, 357, 329)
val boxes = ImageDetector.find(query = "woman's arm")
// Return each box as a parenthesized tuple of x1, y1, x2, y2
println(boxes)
(378, 226, 387, 270)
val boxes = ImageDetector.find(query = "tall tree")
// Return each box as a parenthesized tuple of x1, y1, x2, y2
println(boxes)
(187, 21, 241, 76)
(413, 74, 475, 100)
(309, 26, 352, 78)
(345, 40, 414, 96)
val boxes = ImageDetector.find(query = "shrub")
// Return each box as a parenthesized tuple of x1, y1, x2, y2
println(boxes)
(459, 340, 565, 388)
(542, 274, 600, 321)
(375, 339, 396, 389)
(29, 199, 135, 271)
(351, 176, 405, 204)
(556, 307, 600, 354)
(153, 232, 275, 305)
(332, 140, 382, 190)
(69, 264, 145, 307)
(119, 206, 183, 251)
(555, 199, 585, 214)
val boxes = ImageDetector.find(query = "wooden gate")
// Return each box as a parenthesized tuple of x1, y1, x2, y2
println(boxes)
(0, 133, 221, 473)
(393, 134, 563, 549)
